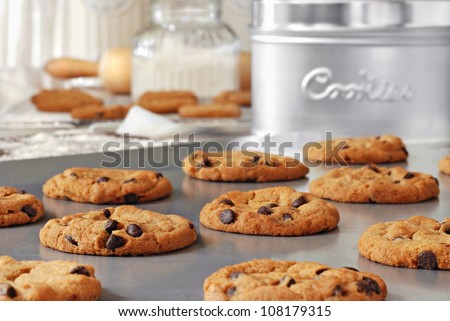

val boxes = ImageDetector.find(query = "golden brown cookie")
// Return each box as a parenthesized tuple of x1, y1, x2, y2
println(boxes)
(137, 91, 198, 114)
(183, 150, 309, 182)
(179, 103, 241, 118)
(309, 165, 439, 203)
(204, 258, 387, 301)
(39, 206, 197, 256)
(358, 216, 450, 270)
(200, 186, 339, 236)
(439, 155, 450, 175)
(43, 167, 172, 204)
(31, 89, 103, 112)
(0, 256, 101, 300)
(213, 90, 251, 106)
(307, 135, 408, 164)
(0, 187, 44, 227)
(71, 104, 130, 120)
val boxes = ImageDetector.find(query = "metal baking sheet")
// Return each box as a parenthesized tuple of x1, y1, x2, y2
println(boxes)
(0, 141, 449, 301)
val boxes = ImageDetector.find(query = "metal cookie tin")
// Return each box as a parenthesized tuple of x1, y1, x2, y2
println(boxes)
(250, 0, 450, 141)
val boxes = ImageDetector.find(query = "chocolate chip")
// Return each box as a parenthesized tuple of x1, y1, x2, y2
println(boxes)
(393, 180, 400, 184)
(103, 209, 111, 218)
(124, 193, 139, 204)
(7, 210, 14, 214)
(106, 234, 125, 251)
(257, 206, 272, 215)
(21, 205, 37, 218)
(357, 277, 381, 295)
(368, 198, 376, 204)
(362, 277, 381, 294)
(202, 158, 213, 167)
(15, 190, 27, 194)
(252, 155, 260, 162)
(226, 286, 236, 297)
(122, 178, 137, 184)
(265, 159, 277, 167)
(316, 268, 329, 275)
(332, 285, 344, 296)
(280, 276, 296, 287)
(219, 199, 235, 206)
(104, 219, 119, 234)
(433, 177, 439, 186)
(402, 147, 409, 156)
(292, 196, 307, 208)
(342, 266, 359, 272)
(283, 213, 293, 221)
(229, 272, 241, 280)
(341, 145, 350, 150)
(367, 164, 380, 173)
(0, 149, 7, 157)
(70, 266, 90, 277)
(189, 222, 195, 229)
(403, 172, 415, 179)
(97, 176, 110, 183)
(267, 203, 278, 208)
(156, 172, 163, 178)
(65, 236, 78, 246)
(0, 283, 17, 298)
(70, 172, 78, 178)
(219, 209, 236, 224)
(375, 136, 381, 140)
(443, 225, 450, 235)
(126, 224, 143, 237)
(417, 251, 438, 270)
(357, 281, 371, 294)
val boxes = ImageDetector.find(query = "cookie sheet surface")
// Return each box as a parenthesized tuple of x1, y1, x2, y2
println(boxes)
(0, 142, 449, 300)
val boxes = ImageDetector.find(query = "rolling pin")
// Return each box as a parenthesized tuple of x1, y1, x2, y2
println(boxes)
(44, 49, 251, 94)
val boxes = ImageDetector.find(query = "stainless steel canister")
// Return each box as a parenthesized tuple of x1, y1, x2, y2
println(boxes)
(250, 0, 450, 141)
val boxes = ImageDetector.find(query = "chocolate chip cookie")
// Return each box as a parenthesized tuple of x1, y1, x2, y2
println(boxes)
(39, 205, 197, 256)
(204, 258, 387, 301)
(43, 168, 172, 204)
(183, 151, 309, 182)
(200, 186, 339, 236)
(213, 90, 251, 106)
(179, 103, 242, 118)
(31, 89, 103, 112)
(306, 135, 408, 164)
(137, 91, 198, 114)
(439, 155, 450, 175)
(0, 187, 44, 227)
(359, 216, 450, 270)
(71, 104, 130, 120)
(0, 256, 101, 300)
(309, 165, 439, 203)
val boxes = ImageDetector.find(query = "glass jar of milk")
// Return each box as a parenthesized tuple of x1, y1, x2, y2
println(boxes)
(132, 0, 240, 100)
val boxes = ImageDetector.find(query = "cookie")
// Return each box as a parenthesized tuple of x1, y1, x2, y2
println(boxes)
(31, 89, 103, 112)
(309, 164, 439, 203)
(137, 91, 198, 114)
(307, 135, 408, 164)
(0, 256, 101, 300)
(43, 167, 172, 204)
(359, 216, 450, 270)
(204, 258, 387, 301)
(183, 151, 309, 182)
(200, 186, 339, 236)
(438, 155, 450, 175)
(179, 103, 241, 118)
(0, 187, 44, 227)
(71, 104, 130, 120)
(213, 90, 251, 106)
(39, 205, 197, 256)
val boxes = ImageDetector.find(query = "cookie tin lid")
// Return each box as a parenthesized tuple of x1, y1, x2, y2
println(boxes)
(251, 0, 450, 33)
